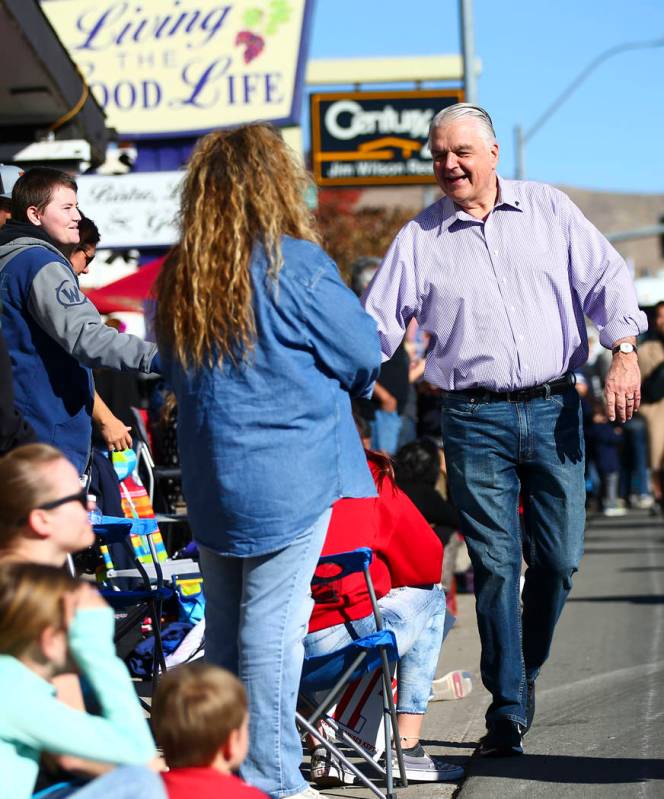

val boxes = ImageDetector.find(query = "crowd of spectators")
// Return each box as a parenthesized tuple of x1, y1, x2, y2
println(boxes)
(0, 128, 659, 799)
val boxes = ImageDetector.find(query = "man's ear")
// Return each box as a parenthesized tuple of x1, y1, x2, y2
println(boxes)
(26, 205, 41, 226)
(490, 141, 500, 166)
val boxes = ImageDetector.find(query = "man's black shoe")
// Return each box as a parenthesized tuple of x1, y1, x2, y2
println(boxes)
(523, 680, 536, 736)
(477, 719, 523, 757)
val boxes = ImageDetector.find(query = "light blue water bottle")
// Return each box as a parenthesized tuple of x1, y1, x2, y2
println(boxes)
(88, 494, 103, 526)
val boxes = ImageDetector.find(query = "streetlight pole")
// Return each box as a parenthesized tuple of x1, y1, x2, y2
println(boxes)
(459, 0, 477, 103)
(514, 36, 664, 179)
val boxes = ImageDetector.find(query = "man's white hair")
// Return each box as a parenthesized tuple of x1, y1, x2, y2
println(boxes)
(428, 103, 497, 148)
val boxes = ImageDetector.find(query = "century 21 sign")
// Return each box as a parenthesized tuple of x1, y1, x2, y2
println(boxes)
(42, 0, 313, 138)
(311, 90, 464, 187)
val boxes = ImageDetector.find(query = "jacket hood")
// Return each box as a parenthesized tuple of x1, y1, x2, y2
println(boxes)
(0, 219, 56, 247)
(0, 220, 69, 272)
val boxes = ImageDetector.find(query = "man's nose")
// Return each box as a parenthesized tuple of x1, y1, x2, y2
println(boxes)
(445, 153, 459, 170)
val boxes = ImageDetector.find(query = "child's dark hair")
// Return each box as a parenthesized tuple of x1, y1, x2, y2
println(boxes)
(75, 215, 100, 249)
(151, 662, 247, 768)
(11, 167, 77, 222)
(394, 438, 440, 487)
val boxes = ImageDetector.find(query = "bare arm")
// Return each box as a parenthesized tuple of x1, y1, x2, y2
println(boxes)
(372, 381, 397, 413)
(92, 392, 132, 451)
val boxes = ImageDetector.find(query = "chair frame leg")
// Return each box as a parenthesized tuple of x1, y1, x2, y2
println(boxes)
(380, 648, 407, 792)
(149, 598, 167, 687)
(300, 695, 387, 774)
(296, 712, 391, 799)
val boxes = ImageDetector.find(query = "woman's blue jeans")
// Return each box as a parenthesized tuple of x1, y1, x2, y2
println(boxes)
(304, 584, 446, 714)
(441, 387, 585, 728)
(59, 767, 166, 798)
(198, 508, 331, 799)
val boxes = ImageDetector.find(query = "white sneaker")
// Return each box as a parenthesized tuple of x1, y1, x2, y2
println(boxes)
(631, 494, 654, 510)
(603, 506, 627, 517)
(287, 787, 330, 799)
(430, 670, 473, 701)
(392, 745, 465, 782)
(309, 745, 355, 786)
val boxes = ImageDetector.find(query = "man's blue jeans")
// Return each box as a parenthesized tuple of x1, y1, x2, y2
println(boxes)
(305, 585, 446, 714)
(440, 387, 585, 727)
(199, 508, 331, 799)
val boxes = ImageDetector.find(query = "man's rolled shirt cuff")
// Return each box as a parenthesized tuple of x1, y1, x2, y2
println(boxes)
(599, 314, 648, 349)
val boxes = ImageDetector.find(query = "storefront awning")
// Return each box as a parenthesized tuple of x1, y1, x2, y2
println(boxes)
(0, 0, 107, 166)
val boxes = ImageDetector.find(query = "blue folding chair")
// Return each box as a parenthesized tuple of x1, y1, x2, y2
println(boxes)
(93, 515, 177, 685)
(297, 547, 407, 799)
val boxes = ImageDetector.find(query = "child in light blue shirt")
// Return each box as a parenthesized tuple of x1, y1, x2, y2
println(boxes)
(0, 563, 164, 799)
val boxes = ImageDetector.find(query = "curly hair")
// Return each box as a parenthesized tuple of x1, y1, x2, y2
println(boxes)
(154, 124, 320, 368)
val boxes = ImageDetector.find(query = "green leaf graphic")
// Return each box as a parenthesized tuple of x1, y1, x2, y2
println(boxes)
(243, 8, 264, 27)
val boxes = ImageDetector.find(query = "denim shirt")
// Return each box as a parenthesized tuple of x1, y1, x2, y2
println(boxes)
(164, 237, 381, 556)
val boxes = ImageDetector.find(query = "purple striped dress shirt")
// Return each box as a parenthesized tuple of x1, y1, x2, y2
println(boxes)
(362, 176, 647, 392)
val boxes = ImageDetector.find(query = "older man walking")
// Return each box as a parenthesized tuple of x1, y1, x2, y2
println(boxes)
(362, 103, 646, 756)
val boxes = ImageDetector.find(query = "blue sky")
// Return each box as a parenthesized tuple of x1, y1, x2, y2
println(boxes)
(307, 0, 664, 194)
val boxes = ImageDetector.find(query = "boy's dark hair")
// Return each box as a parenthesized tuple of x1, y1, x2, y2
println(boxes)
(11, 167, 77, 223)
(151, 662, 247, 768)
(395, 438, 440, 487)
(75, 215, 100, 249)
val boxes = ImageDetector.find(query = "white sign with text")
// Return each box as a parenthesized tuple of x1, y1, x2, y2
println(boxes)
(76, 171, 183, 248)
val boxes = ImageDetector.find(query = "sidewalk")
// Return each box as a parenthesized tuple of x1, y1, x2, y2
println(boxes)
(321, 590, 488, 799)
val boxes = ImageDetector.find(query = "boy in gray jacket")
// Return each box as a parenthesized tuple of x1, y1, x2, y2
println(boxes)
(0, 167, 159, 473)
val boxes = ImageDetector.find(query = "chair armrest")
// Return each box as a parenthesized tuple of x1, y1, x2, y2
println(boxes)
(313, 547, 373, 586)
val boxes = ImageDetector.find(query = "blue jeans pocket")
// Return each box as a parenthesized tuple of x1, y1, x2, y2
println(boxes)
(441, 396, 488, 417)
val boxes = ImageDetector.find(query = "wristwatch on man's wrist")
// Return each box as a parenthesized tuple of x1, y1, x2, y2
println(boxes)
(612, 342, 638, 356)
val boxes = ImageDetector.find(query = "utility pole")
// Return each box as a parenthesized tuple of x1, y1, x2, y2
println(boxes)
(459, 0, 477, 103)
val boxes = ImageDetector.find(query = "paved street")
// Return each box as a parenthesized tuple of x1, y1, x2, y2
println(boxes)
(324, 509, 664, 799)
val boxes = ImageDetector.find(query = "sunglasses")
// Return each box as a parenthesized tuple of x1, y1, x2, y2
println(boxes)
(37, 489, 90, 513)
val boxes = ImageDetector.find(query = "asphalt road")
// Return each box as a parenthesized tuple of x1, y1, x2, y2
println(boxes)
(322, 509, 664, 799)
(458, 509, 664, 799)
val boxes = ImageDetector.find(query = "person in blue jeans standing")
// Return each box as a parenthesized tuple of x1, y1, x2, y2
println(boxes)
(362, 103, 647, 756)
(155, 125, 381, 798)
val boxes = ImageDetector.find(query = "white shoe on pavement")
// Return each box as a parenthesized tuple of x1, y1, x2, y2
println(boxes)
(603, 506, 627, 517)
(392, 744, 465, 782)
(287, 786, 330, 799)
(310, 745, 355, 786)
(430, 669, 473, 701)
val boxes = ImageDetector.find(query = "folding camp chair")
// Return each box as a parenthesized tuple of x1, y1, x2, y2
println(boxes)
(296, 547, 407, 799)
(129, 406, 189, 553)
(94, 515, 200, 688)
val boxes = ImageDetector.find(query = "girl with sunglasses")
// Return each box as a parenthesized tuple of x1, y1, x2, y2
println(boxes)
(0, 443, 94, 566)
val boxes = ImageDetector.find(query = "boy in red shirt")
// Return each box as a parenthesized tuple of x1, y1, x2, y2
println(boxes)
(152, 663, 268, 799)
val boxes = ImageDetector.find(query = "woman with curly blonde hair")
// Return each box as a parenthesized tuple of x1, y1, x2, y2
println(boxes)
(155, 124, 381, 799)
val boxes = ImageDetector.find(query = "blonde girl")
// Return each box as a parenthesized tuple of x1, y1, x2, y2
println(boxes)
(0, 563, 164, 799)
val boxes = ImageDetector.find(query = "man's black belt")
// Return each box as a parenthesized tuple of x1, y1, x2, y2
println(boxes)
(444, 373, 576, 403)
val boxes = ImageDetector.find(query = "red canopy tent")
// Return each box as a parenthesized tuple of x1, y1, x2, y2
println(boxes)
(84, 255, 166, 314)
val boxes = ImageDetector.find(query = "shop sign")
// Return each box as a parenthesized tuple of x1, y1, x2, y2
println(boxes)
(311, 89, 464, 186)
(42, 0, 313, 138)
(76, 171, 183, 248)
